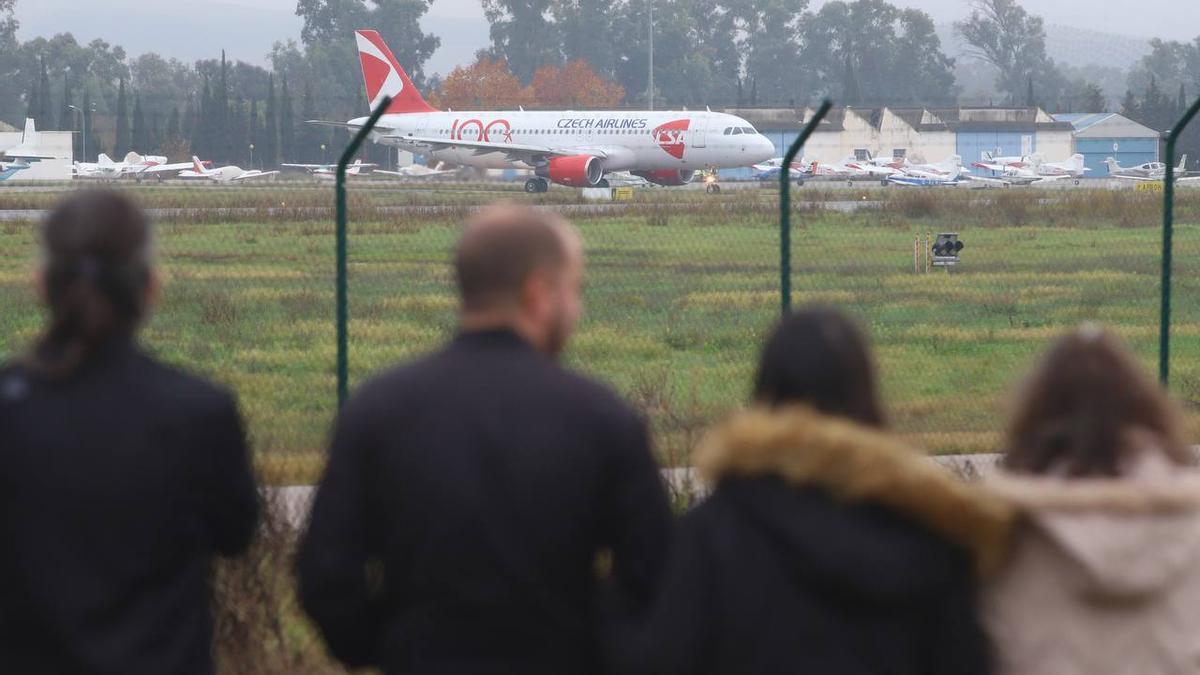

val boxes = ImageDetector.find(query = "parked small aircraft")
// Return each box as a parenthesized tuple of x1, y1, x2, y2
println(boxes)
(179, 156, 279, 183)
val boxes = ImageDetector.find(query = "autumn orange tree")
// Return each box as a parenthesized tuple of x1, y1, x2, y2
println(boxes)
(529, 60, 625, 108)
(430, 57, 625, 109)
(430, 58, 534, 109)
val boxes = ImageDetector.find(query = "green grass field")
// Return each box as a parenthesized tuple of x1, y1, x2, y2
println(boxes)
(3, 186, 1200, 483)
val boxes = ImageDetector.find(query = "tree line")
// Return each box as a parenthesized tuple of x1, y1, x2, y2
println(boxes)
(1, 0, 1198, 164)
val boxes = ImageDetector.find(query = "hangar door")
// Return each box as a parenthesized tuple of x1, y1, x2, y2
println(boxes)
(1075, 138, 1157, 177)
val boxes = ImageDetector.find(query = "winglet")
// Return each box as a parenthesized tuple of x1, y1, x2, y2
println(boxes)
(191, 156, 207, 174)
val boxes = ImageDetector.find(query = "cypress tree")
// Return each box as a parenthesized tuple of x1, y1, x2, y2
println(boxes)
(131, 93, 146, 153)
(38, 57, 52, 124)
(59, 73, 72, 132)
(114, 78, 130, 157)
(193, 76, 210, 158)
(280, 75, 294, 163)
(81, 87, 93, 160)
(248, 98, 259, 169)
(230, 96, 247, 165)
(264, 73, 278, 167)
(25, 76, 37, 121)
(217, 51, 229, 161)
(1026, 76, 1036, 107)
(300, 79, 317, 162)
(168, 105, 181, 139)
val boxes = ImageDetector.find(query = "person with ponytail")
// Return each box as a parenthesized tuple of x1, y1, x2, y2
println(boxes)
(0, 190, 259, 675)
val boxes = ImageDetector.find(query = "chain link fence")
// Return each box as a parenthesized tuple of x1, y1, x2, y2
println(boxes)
(2, 169, 1200, 671)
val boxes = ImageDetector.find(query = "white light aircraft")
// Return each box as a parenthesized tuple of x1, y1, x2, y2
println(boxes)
(74, 152, 193, 180)
(900, 155, 963, 181)
(178, 156, 280, 183)
(3, 118, 57, 164)
(282, 159, 379, 177)
(1104, 155, 1188, 181)
(373, 162, 458, 179)
(310, 30, 774, 193)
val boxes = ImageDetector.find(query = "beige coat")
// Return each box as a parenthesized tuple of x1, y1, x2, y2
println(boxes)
(983, 452, 1200, 675)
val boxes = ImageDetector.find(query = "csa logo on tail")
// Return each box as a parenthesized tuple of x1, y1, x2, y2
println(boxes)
(354, 29, 437, 114)
(653, 119, 690, 159)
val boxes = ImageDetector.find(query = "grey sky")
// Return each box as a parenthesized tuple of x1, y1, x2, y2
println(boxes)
(14, 0, 1200, 76)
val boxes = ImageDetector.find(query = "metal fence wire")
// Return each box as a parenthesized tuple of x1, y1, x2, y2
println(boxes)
(0, 98, 1199, 672)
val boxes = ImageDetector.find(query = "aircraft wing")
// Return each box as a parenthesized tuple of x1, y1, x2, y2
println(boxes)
(306, 120, 397, 134)
(232, 171, 280, 181)
(133, 162, 194, 176)
(374, 168, 455, 178)
(384, 134, 603, 163)
(1111, 174, 1158, 182)
(282, 163, 329, 169)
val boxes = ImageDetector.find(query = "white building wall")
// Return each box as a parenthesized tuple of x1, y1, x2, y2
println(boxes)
(1035, 129, 1074, 161)
(0, 130, 74, 180)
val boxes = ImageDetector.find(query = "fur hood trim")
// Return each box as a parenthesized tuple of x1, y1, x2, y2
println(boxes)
(694, 406, 1016, 577)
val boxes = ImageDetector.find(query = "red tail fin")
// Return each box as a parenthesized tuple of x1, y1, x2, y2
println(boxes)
(355, 29, 438, 114)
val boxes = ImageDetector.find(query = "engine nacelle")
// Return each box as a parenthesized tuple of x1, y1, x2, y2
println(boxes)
(536, 155, 603, 187)
(632, 169, 696, 186)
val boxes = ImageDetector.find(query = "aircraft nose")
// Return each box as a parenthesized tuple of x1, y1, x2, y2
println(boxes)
(752, 135, 775, 163)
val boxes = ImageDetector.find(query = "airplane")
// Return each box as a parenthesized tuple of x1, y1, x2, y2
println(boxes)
(964, 168, 1073, 187)
(309, 30, 774, 193)
(373, 161, 459, 179)
(978, 150, 1036, 170)
(1104, 155, 1188, 181)
(178, 156, 280, 183)
(898, 155, 963, 181)
(74, 152, 193, 180)
(3, 118, 57, 164)
(281, 158, 379, 177)
(887, 173, 962, 187)
(0, 161, 31, 181)
(1035, 153, 1089, 180)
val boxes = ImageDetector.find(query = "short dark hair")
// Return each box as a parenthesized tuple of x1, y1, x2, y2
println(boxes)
(1003, 327, 1189, 477)
(454, 203, 570, 312)
(753, 307, 885, 427)
(30, 190, 153, 377)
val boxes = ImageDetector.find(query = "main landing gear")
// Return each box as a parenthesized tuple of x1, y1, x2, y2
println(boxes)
(524, 177, 549, 193)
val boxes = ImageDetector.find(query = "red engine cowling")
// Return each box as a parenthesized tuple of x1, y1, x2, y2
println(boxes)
(632, 169, 696, 186)
(537, 155, 603, 187)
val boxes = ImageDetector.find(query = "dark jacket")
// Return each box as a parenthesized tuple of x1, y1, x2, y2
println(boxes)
(0, 338, 259, 675)
(298, 329, 673, 675)
(623, 406, 1014, 675)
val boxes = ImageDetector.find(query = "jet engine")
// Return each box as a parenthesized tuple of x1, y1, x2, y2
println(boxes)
(633, 169, 696, 186)
(537, 155, 603, 187)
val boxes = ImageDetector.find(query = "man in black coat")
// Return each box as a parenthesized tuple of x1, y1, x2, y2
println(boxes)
(298, 203, 673, 675)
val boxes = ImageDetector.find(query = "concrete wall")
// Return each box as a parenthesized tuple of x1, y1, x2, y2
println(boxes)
(0, 130, 73, 180)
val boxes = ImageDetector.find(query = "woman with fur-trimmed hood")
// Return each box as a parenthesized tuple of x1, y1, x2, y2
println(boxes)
(982, 326, 1200, 675)
(620, 308, 1013, 675)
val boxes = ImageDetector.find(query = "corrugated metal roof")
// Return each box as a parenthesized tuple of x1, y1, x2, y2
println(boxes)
(1051, 112, 1159, 138)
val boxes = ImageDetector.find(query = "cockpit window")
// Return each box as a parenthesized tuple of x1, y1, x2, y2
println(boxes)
(741, 127, 756, 134)
(724, 127, 732, 135)
(732, 128, 743, 135)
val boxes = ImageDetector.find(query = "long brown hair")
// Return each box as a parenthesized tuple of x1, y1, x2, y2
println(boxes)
(28, 190, 153, 377)
(753, 307, 886, 428)
(1003, 326, 1189, 477)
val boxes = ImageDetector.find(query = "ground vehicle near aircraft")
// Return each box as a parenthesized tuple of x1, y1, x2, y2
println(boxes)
(310, 30, 774, 193)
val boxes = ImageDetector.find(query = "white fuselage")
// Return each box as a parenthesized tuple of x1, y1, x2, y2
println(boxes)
(354, 110, 775, 173)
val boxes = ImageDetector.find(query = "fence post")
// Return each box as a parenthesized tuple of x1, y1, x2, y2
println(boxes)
(780, 99, 833, 316)
(336, 96, 392, 409)
(1159, 95, 1200, 386)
